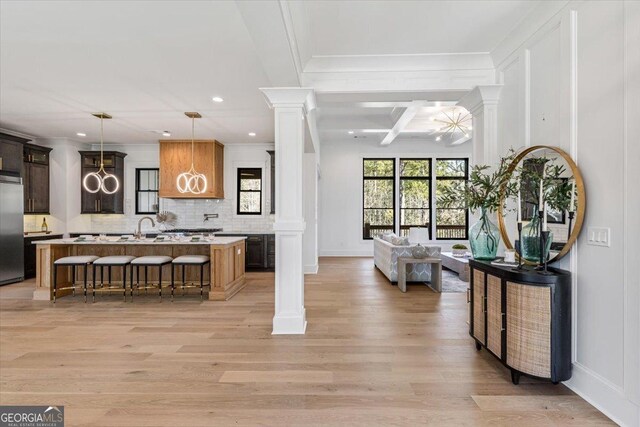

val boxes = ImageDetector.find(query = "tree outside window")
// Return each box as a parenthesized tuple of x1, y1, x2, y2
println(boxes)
(435, 159, 469, 239)
(362, 159, 395, 239)
(399, 159, 431, 238)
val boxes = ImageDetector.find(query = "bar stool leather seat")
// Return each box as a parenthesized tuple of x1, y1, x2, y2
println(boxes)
(54, 255, 99, 265)
(131, 256, 173, 265)
(94, 255, 135, 265)
(172, 255, 209, 264)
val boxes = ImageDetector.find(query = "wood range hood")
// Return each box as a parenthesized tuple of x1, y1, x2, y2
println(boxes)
(158, 139, 224, 199)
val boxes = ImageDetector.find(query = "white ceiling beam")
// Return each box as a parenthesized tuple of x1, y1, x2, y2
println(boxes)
(380, 101, 427, 145)
(235, 1, 300, 86)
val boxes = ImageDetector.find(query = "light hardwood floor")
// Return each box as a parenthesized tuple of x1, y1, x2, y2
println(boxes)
(0, 257, 612, 426)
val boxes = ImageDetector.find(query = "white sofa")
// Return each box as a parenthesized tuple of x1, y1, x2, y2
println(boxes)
(373, 237, 440, 282)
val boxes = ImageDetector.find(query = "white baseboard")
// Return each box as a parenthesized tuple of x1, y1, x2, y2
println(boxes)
(564, 362, 639, 427)
(318, 250, 373, 257)
(304, 264, 318, 274)
(272, 309, 307, 335)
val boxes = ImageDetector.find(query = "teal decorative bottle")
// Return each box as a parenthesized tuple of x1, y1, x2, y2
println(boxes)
(520, 207, 554, 263)
(469, 208, 500, 260)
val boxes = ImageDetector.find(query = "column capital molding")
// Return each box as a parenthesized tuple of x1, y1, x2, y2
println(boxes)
(260, 87, 316, 113)
(458, 84, 503, 114)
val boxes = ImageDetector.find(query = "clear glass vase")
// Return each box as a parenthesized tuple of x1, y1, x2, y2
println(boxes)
(469, 208, 500, 260)
(521, 208, 554, 263)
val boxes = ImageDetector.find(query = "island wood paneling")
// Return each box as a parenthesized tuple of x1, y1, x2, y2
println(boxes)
(159, 139, 224, 198)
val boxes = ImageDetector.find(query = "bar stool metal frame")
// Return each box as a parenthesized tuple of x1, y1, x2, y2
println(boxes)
(170, 256, 211, 301)
(92, 256, 136, 302)
(129, 256, 173, 301)
(53, 256, 98, 303)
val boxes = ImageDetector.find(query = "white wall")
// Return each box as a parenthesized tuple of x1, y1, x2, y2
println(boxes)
(318, 138, 472, 256)
(493, 1, 640, 425)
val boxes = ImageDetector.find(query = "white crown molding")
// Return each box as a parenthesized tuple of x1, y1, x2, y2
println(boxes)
(491, 0, 570, 68)
(0, 127, 36, 140)
(278, 0, 304, 84)
(303, 69, 496, 93)
(304, 52, 495, 73)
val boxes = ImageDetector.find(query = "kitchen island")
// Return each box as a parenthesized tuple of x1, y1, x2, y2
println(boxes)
(33, 236, 246, 301)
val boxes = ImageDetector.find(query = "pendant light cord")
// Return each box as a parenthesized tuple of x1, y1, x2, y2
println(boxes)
(99, 116, 104, 171)
(191, 116, 195, 169)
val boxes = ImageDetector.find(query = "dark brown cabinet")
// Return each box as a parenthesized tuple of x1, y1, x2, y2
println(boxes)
(23, 143, 52, 214)
(219, 233, 275, 271)
(24, 234, 63, 279)
(0, 133, 28, 176)
(79, 151, 126, 214)
(267, 150, 275, 214)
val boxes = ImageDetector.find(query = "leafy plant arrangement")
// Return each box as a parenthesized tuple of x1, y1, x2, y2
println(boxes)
(437, 149, 518, 213)
(452, 244, 467, 250)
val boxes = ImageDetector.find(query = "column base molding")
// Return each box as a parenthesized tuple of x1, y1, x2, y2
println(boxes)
(272, 308, 307, 335)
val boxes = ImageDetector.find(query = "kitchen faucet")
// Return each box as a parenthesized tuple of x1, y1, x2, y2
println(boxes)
(203, 213, 218, 223)
(135, 216, 155, 239)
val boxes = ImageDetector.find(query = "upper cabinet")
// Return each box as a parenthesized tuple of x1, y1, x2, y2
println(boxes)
(23, 143, 52, 215)
(0, 132, 29, 176)
(159, 140, 224, 199)
(79, 151, 126, 214)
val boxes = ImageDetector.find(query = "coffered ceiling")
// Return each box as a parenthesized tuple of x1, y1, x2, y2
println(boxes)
(0, 0, 544, 146)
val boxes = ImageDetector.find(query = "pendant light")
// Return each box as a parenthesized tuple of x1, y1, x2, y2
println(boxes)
(82, 113, 119, 194)
(176, 112, 207, 194)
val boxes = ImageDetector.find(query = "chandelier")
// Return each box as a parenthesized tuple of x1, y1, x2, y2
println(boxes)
(176, 112, 207, 194)
(433, 109, 471, 142)
(82, 113, 119, 194)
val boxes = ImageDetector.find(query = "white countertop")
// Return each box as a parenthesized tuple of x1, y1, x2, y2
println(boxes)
(34, 236, 246, 246)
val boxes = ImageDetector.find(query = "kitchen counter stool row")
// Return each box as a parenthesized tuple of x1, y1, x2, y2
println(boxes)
(52, 254, 211, 302)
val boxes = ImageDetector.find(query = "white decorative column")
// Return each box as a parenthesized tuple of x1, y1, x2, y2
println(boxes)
(260, 88, 316, 335)
(458, 85, 503, 166)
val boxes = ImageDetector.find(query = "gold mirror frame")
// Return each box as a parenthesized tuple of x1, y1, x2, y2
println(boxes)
(498, 145, 586, 263)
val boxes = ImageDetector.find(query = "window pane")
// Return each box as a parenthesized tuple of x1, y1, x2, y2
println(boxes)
(400, 159, 430, 177)
(240, 179, 261, 191)
(400, 179, 429, 208)
(364, 179, 393, 208)
(239, 192, 261, 213)
(435, 159, 468, 239)
(364, 159, 394, 177)
(148, 170, 158, 191)
(139, 170, 149, 190)
(363, 209, 394, 239)
(436, 159, 467, 177)
(436, 209, 467, 239)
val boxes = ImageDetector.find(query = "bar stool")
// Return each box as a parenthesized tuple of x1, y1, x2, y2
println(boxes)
(170, 255, 211, 301)
(130, 256, 173, 301)
(92, 256, 136, 302)
(53, 255, 99, 303)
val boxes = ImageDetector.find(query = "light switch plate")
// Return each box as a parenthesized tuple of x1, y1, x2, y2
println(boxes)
(587, 227, 611, 247)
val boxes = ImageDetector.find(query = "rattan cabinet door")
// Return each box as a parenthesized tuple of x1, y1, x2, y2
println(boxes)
(472, 269, 485, 345)
(506, 282, 551, 378)
(486, 274, 502, 358)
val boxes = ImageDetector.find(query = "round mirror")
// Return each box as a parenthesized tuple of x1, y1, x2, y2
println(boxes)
(498, 145, 586, 264)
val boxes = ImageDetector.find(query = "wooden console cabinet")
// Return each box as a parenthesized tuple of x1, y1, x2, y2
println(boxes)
(469, 259, 571, 384)
(159, 139, 224, 198)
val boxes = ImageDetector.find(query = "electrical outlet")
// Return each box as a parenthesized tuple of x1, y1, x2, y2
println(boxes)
(587, 227, 611, 247)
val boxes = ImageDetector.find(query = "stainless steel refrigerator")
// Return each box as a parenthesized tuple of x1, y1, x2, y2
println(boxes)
(0, 174, 24, 285)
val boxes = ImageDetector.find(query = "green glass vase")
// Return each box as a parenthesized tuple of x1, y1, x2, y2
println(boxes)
(469, 208, 500, 260)
(521, 208, 554, 263)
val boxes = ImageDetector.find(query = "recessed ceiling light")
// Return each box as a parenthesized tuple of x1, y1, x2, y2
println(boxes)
(248, 132, 256, 137)
(436, 136, 442, 141)
(162, 131, 171, 137)
(76, 132, 86, 137)
(348, 131, 354, 134)
(212, 96, 224, 103)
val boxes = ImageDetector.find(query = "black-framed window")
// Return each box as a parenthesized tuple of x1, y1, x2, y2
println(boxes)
(135, 168, 159, 214)
(363, 159, 395, 239)
(399, 159, 431, 239)
(435, 159, 469, 240)
(237, 168, 262, 215)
